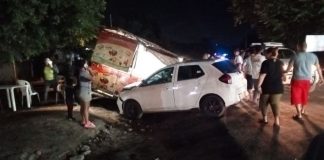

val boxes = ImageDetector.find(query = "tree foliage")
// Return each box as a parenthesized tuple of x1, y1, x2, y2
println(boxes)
(0, 0, 106, 61)
(230, 0, 324, 47)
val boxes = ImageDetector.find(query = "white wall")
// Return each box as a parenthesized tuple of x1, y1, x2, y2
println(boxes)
(306, 35, 324, 52)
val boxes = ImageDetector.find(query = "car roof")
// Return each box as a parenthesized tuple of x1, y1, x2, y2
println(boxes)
(251, 42, 284, 47)
(167, 58, 228, 67)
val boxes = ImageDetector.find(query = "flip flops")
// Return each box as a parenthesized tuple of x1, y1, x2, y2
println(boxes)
(293, 115, 303, 121)
(84, 121, 96, 129)
(258, 119, 268, 124)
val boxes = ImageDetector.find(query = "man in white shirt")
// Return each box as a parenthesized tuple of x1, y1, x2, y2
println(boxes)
(233, 49, 244, 72)
(243, 49, 253, 101)
(251, 46, 266, 103)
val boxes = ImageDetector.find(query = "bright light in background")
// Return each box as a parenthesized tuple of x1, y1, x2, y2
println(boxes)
(213, 52, 228, 60)
(178, 57, 184, 62)
(306, 35, 324, 52)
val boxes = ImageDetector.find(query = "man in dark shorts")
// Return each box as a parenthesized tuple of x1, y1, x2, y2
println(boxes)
(257, 47, 284, 126)
(243, 48, 254, 101)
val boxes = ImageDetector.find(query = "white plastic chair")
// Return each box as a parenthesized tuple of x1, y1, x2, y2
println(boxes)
(17, 80, 40, 107)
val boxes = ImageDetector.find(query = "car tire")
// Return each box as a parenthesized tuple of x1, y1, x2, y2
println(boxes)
(123, 100, 143, 119)
(200, 95, 225, 118)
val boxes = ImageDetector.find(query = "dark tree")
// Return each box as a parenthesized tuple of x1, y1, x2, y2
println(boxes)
(0, 0, 106, 62)
(230, 0, 324, 47)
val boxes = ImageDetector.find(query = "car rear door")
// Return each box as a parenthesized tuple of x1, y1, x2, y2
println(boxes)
(173, 64, 205, 109)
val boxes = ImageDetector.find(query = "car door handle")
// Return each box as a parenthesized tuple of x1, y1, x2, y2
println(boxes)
(167, 86, 178, 90)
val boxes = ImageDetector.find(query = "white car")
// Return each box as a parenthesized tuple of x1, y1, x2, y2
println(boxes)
(117, 59, 247, 119)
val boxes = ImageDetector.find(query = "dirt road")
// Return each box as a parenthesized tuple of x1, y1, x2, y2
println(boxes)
(1, 85, 324, 160)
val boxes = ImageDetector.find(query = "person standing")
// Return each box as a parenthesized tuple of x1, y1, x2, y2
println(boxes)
(243, 48, 254, 101)
(43, 58, 58, 103)
(233, 49, 244, 72)
(257, 47, 284, 126)
(78, 60, 95, 128)
(65, 76, 77, 121)
(251, 46, 266, 104)
(286, 41, 324, 119)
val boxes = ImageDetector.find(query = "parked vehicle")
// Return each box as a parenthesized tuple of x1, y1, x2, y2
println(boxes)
(90, 28, 179, 98)
(117, 59, 247, 119)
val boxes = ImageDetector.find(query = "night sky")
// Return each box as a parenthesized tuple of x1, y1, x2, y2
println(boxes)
(106, 0, 258, 57)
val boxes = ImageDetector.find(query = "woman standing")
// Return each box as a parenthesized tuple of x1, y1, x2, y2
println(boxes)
(257, 47, 284, 127)
(78, 60, 95, 128)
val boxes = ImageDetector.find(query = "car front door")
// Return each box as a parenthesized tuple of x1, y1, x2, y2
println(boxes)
(173, 64, 205, 109)
(137, 67, 175, 112)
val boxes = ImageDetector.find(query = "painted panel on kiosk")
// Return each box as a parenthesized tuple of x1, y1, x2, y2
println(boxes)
(91, 30, 139, 96)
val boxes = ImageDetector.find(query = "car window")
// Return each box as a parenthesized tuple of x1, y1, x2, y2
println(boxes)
(178, 65, 204, 81)
(278, 49, 295, 59)
(212, 60, 237, 73)
(144, 67, 174, 85)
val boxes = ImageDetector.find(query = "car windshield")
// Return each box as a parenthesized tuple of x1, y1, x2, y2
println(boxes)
(212, 60, 237, 73)
(143, 67, 174, 85)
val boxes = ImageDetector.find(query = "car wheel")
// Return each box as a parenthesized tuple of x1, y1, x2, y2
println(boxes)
(200, 95, 225, 118)
(123, 100, 143, 119)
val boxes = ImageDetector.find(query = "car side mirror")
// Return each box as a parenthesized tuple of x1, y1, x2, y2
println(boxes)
(140, 80, 147, 86)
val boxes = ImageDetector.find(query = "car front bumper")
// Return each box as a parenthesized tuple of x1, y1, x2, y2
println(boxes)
(116, 96, 124, 114)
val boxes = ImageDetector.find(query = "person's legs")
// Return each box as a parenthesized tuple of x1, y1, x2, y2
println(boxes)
(79, 100, 85, 124)
(301, 80, 311, 115)
(44, 80, 55, 103)
(67, 103, 74, 118)
(295, 104, 303, 118)
(259, 94, 270, 123)
(270, 94, 282, 126)
(301, 107, 306, 114)
(252, 79, 260, 103)
(84, 101, 95, 128)
(84, 101, 90, 123)
(44, 84, 50, 103)
(65, 88, 75, 119)
(246, 74, 253, 101)
(248, 90, 253, 101)
(291, 80, 303, 118)
(291, 80, 310, 118)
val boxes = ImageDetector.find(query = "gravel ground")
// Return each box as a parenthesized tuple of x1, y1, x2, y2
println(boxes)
(1, 85, 324, 160)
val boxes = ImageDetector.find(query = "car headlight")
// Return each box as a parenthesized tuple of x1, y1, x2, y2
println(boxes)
(121, 86, 135, 92)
